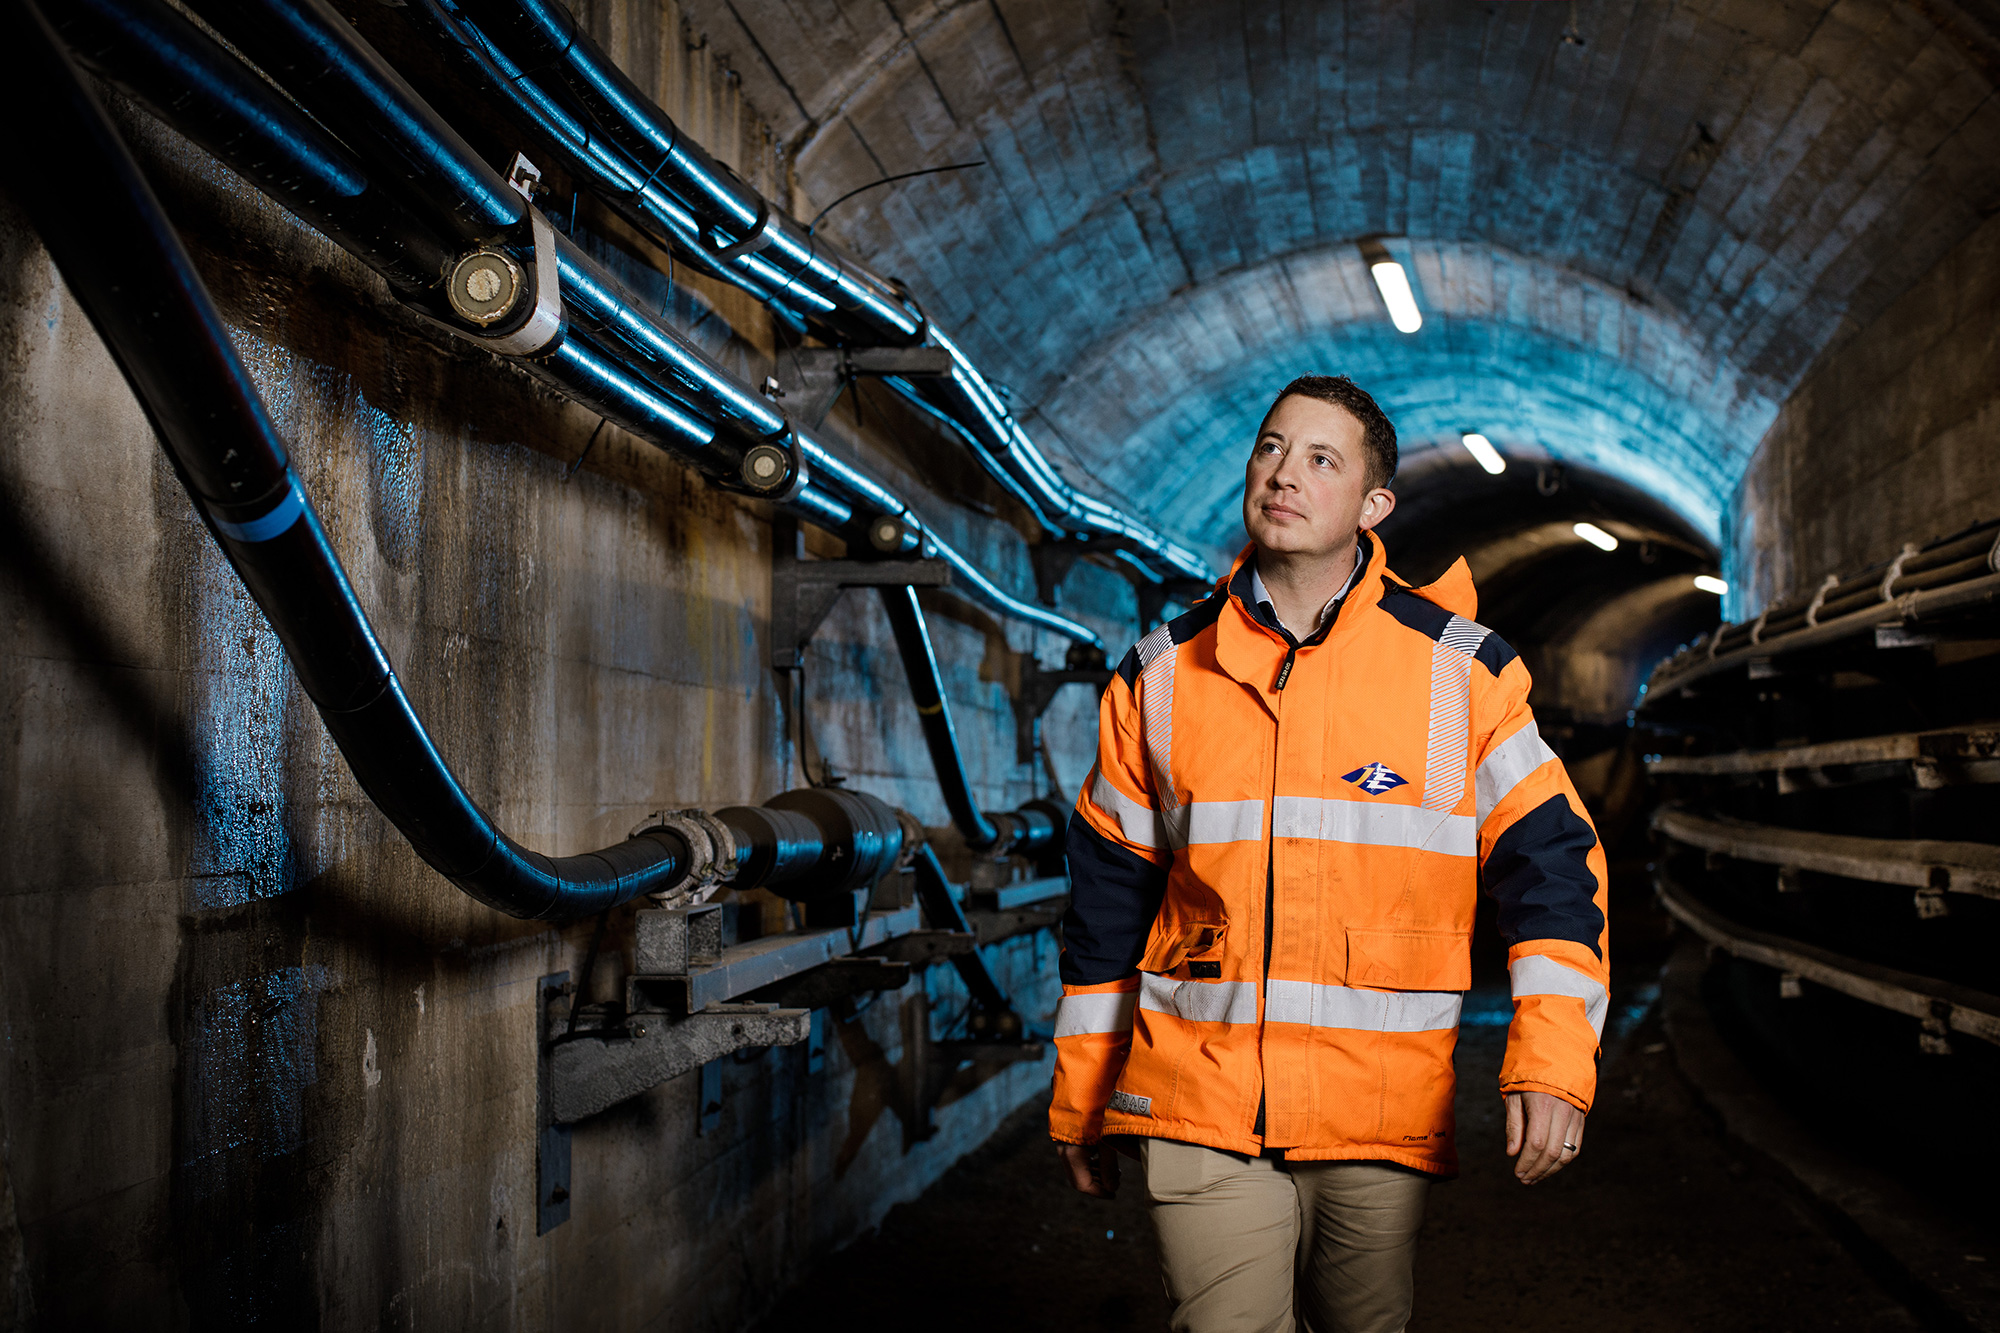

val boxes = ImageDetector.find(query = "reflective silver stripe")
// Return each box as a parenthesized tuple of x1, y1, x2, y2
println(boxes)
(1271, 796, 1476, 857)
(1177, 799, 1264, 845)
(1419, 615, 1489, 812)
(1264, 979, 1464, 1031)
(1139, 973, 1260, 1025)
(1476, 722, 1559, 828)
(1136, 626, 1179, 840)
(1055, 989, 1139, 1038)
(1509, 954, 1608, 1037)
(1089, 768, 1161, 849)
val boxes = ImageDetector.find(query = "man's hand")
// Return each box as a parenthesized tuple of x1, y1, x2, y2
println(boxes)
(1056, 1141, 1122, 1198)
(1504, 1090, 1585, 1184)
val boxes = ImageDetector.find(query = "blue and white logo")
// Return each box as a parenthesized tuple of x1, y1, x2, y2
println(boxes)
(1342, 762, 1408, 795)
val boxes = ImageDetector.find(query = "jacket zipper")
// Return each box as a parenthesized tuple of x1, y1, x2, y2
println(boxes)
(1255, 657, 1287, 1143)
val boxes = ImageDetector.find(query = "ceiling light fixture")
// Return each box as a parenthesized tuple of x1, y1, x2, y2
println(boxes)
(1693, 574, 1728, 595)
(1459, 432, 1505, 475)
(1369, 260, 1423, 333)
(1573, 521, 1618, 551)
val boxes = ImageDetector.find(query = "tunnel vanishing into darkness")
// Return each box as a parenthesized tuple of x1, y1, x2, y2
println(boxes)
(2, 0, 1998, 1328)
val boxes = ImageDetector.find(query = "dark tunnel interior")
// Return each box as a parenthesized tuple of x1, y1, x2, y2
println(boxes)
(3, 0, 1999, 1328)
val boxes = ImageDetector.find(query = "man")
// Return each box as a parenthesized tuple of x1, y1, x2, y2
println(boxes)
(1051, 376, 1609, 1333)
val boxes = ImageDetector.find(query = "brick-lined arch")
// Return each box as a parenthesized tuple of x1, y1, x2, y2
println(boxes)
(1035, 240, 1765, 549)
(678, 0, 1998, 536)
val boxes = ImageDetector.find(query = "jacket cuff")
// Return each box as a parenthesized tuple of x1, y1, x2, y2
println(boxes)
(1498, 1077, 1591, 1114)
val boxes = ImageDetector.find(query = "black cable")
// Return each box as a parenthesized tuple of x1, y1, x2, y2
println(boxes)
(10, 0, 695, 920)
(561, 416, 608, 481)
(806, 160, 986, 236)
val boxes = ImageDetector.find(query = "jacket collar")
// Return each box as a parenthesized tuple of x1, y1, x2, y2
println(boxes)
(1214, 533, 1391, 691)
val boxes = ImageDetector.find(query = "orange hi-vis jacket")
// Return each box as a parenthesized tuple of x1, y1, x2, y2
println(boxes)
(1050, 536, 1610, 1176)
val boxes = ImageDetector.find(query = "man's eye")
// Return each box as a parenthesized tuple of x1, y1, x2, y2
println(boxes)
(1313, 454, 1334, 467)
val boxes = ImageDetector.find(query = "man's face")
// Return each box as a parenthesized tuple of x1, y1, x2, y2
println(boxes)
(1241, 395, 1396, 559)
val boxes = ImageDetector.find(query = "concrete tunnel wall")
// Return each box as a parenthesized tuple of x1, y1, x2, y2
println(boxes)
(1731, 205, 2000, 611)
(0, 5, 1127, 1325)
(4, 0, 2000, 1328)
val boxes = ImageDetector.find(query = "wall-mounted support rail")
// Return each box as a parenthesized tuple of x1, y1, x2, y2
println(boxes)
(773, 346, 956, 429)
(1654, 870, 2000, 1054)
(548, 1003, 812, 1124)
(627, 902, 923, 1015)
(1652, 806, 2000, 908)
(1649, 521, 2000, 698)
(1647, 724, 2000, 792)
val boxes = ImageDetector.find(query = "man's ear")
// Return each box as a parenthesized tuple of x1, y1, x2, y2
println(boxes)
(1358, 487, 1397, 531)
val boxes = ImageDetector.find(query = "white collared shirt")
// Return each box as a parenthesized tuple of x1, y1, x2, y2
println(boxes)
(1249, 542, 1365, 642)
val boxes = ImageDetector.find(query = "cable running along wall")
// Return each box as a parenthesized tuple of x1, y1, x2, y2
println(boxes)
(403, 0, 1213, 590)
(37, 0, 1075, 910)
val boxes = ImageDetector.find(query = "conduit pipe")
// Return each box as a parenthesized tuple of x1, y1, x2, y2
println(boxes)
(447, 0, 916, 344)
(9, 0, 717, 920)
(55, 0, 453, 296)
(68, 0, 1100, 646)
(181, 0, 525, 247)
(404, 0, 1213, 589)
(878, 586, 1061, 856)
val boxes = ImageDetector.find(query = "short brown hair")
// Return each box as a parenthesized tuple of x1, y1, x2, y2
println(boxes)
(1264, 375, 1398, 491)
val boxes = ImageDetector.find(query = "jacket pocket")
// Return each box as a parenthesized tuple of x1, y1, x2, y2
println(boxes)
(1345, 928, 1471, 991)
(1138, 920, 1226, 977)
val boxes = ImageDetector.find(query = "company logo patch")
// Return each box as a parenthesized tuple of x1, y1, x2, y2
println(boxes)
(1342, 761, 1408, 795)
(1107, 1089, 1153, 1118)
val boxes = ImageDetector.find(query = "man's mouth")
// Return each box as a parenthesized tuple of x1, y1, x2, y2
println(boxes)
(1262, 504, 1305, 521)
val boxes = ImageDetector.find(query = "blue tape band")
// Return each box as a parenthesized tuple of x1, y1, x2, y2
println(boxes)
(212, 476, 304, 543)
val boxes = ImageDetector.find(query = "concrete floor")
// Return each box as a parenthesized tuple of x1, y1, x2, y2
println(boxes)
(751, 982, 1922, 1332)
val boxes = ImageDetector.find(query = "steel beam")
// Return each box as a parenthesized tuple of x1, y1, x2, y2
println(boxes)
(548, 1003, 810, 1123)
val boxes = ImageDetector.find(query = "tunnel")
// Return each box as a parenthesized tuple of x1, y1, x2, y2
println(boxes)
(1, 0, 1996, 1327)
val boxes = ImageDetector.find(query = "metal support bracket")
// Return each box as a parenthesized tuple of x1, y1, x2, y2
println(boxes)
(773, 345, 955, 428)
(1012, 657, 1114, 763)
(548, 1003, 811, 1124)
(772, 517, 950, 669)
(536, 971, 572, 1234)
(1029, 538, 1123, 605)
(479, 207, 563, 356)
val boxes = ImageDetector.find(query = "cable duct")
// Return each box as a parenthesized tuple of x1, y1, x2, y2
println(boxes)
(32, 0, 1068, 914)
(78, 0, 1098, 648)
(402, 0, 1212, 589)
(11, 0, 705, 919)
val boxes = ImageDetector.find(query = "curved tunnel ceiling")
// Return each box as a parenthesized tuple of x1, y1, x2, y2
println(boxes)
(682, 0, 1999, 554)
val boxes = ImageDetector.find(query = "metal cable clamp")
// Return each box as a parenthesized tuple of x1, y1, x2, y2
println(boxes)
(634, 808, 739, 906)
(1879, 543, 1918, 601)
(1804, 573, 1840, 627)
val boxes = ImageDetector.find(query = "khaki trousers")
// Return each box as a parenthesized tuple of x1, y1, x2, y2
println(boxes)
(1139, 1139, 1430, 1333)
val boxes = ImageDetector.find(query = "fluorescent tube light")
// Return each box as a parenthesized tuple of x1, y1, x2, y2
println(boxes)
(1573, 522, 1618, 551)
(1459, 432, 1505, 475)
(1693, 574, 1728, 595)
(1370, 261, 1423, 333)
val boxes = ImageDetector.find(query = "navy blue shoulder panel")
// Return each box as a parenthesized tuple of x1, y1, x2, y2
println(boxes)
(1378, 579, 1521, 678)
(1061, 814, 1167, 985)
(1480, 794, 1605, 957)
(1168, 588, 1229, 645)
(1376, 580, 1454, 641)
(1115, 588, 1227, 687)
(1475, 634, 1520, 676)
